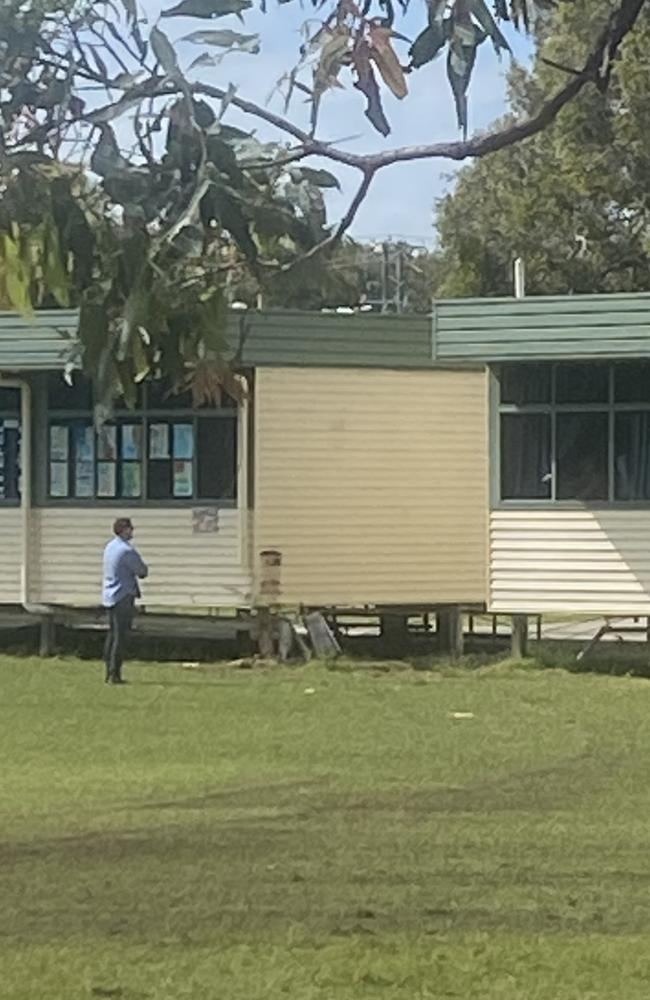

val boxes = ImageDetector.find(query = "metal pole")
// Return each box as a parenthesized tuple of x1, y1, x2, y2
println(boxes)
(514, 257, 526, 299)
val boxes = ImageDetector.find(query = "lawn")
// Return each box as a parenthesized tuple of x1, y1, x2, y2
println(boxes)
(3, 653, 650, 999)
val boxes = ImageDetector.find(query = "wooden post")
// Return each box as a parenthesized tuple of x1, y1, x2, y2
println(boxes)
(256, 607, 275, 659)
(39, 615, 55, 658)
(256, 549, 282, 659)
(511, 614, 528, 659)
(438, 607, 464, 658)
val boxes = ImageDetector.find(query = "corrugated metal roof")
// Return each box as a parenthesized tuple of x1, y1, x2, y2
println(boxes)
(0, 310, 78, 369)
(234, 310, 434, 368)
(9, 292, 650, 371)
(432, 293, 650, 361)
(0, 308, 437, 371)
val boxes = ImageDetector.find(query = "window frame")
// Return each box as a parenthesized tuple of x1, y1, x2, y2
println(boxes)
(494, 361, 650, 509)
(44, 380, 240, 508)
(0, 389, 22, 507)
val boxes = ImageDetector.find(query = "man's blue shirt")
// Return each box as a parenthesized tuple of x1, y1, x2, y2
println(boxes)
(102, 537, 148, 607)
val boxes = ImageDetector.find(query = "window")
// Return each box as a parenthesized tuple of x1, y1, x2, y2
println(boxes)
(0, 388, 21, 503)
(46, 375, 238, 503)
(498, 362, 650, 504)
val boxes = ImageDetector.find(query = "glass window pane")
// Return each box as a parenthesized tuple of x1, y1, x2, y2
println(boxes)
(173, 423, 194, 460)
(0, 419, 21, 499)
(148, 460, 171, 499)
(500, 364, 551, 405)
(556, 363, 609, 403)
(500, 413, 551, 500)
(121, 424, 142, 461)
(615, 412, 650, 500)
(556, 412, 608, 500)
(120, 463, 141, 498)
(49, 462, 69, 497)
(173, 460, 193, 498)
(97, 462, 116, 498)
(47, 373, 92, 410)
(614, 361, 650, 403)
(49, 424, 69, 462)
(0, 388, 20, 412)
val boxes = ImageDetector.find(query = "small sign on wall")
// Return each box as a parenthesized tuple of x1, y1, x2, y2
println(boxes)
(192, 507, 219, 533)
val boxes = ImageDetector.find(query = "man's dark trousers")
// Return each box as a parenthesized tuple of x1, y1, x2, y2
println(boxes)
(104, 595, 135, 683)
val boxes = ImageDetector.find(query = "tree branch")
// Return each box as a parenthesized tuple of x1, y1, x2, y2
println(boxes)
(194, 0, 646, 172)
(281, 168, 375, 270)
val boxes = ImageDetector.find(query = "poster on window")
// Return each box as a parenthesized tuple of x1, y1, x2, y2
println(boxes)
(121, 462, 141, 498)
(97, 425, 117, 461)
(149, 423, 170, 459)
(121, 424, 142, 461)
(0, 425, 5, 498)
(173, 460, 193, 497)
(74, 424, 94, 462)
(173, 423, 194, 461)
(50, 425, 69, 462)
(75, 460, 94, 498)
(50, 462, 68, 497)
(97, 462, 116, 498)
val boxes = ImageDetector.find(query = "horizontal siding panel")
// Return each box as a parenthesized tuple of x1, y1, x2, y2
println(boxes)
(255, 367, 488, 607)
(0, 510, 22, 601)
(0, 311, 77, 369)
(31, 508, 252, 607)
(437, 294, 650, 315)
(441, 316, 650, 334)
(434, 294, 650, 362)
(490, 509, 650, 613)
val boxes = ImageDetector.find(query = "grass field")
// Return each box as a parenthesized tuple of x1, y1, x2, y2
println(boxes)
(3, 652, 650, 999)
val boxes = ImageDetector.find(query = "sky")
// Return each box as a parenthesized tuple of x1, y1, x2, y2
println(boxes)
(139, 1, 534, 244)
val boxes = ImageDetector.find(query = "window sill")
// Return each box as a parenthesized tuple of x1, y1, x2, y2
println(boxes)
(495, 500, 650, 511)
(35, 498, 239, 509)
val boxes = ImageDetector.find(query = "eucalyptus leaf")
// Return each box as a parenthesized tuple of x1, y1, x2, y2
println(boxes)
(467, 0, 510, 54)
(150, 24, 180, 76)
(289, 167, 340, 189)
(119, 0, 137, 21)
(184, 29, 260, 52)
(162, 0, 253, 20)
(90, 125, 129, 177)
(352, 39, 390, 137)
(446, 24, 486, 138)
(188, 52, 219, 70)
(409, 21, 446, 70)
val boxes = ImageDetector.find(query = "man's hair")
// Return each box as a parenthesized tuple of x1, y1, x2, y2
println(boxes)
(113, 517, 133, 536)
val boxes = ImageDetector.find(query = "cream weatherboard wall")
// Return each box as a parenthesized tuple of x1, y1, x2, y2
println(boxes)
(490, 509, 650, 614)
(27, 508, 252, 607)
(0, 510, 22, 602)
(254, 366, 488, 607)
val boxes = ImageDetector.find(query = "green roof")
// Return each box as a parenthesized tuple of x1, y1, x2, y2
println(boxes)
(0, 310, 78, 370)
(0, 308, 438, 372)
(6, 292, 650, 373)
(432, 293, 650, 362)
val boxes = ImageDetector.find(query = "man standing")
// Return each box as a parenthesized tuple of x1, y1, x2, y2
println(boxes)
(102, 517, 148, 684)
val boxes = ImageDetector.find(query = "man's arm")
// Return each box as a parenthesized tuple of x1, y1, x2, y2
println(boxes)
(128, 547, 149, 579)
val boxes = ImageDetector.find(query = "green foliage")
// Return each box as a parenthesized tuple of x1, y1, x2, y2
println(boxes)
(0, 0, 631, 413)
(283, 0, 554, 139)
(0, 2, 340, 412)
(435, 1, 650, 296)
